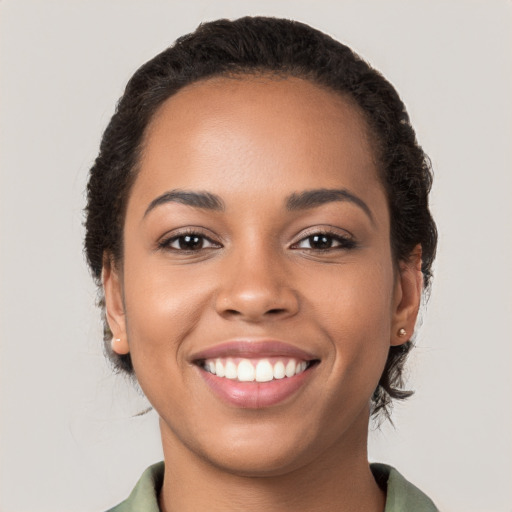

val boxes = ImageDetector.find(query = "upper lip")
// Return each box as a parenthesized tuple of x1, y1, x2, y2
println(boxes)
(190, 340, 319, 362)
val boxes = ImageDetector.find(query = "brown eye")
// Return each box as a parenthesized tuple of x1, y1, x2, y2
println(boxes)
(161, 232, 220, 251)
(294, 232, 356, 251)
(176, 235, 203, 250)
(307, 234, 334, 250)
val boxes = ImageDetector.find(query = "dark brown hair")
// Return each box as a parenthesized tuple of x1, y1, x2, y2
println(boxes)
(84, 16, 437, 420)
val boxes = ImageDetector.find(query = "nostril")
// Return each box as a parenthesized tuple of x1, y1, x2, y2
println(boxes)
(221, 307, 289, 320)
(216, 288, 300, 322)
(267, 308, 287, 315)
(223, 308, 285, 316)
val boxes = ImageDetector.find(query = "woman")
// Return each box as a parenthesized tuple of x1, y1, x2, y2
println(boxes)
(85, 16, 438, 511)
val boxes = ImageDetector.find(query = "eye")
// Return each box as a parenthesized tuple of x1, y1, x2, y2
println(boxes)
(293, 232, 356, 251)
(159, 231, 221, 252)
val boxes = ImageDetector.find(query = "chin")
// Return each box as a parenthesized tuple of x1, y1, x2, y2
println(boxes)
(190, 419, 327, 477)
(203, 442, 311, 478)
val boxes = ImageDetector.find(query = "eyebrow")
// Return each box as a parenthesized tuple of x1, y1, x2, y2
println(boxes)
(144, 190, 225, 217)
(286, 188, 374, 223)
(144, 187, 374, 223)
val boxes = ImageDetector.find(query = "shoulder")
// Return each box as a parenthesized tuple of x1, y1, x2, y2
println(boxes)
(105, 462, 164, 512)
(371, 463, 440, 512)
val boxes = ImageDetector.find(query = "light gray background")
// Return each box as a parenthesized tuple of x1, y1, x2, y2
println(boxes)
(1, 1, 511, 511)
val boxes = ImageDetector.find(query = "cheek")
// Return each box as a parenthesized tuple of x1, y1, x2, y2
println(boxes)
(314, 255, 395, 331)
(122, 257, 212, 369)
(312, 258, 395, 389)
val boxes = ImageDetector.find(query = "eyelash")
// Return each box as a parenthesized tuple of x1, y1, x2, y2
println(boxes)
(290, 229, 357, 251)
(158, 229, 222, 253)
(158, 228, 356, 254)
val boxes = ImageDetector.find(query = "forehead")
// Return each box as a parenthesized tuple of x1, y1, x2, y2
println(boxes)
(134, 75, 382, 208)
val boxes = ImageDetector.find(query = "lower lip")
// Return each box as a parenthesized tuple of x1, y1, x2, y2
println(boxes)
(197, 366, 314, 408)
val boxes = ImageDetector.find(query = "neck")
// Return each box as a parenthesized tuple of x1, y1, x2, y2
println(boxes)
(158, 412, 385, 512)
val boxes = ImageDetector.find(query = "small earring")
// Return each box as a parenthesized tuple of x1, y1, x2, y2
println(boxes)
(398, 328, 407, 337)
(111, 337, 130, 355)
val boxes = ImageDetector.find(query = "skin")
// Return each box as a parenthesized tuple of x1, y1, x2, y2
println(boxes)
(103, 76, 423, 512)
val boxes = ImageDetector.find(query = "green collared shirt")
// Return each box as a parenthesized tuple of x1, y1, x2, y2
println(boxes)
(106, 462, 439, 511)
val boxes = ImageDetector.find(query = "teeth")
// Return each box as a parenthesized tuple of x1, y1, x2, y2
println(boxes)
(273, 361, 286, 379)
(255, 360, 273, 382)
(285, 359, 296, 378)
(204, 358, 310, 382)
(296, 361, 307, 375)
(237, 360, 255, 382)
(225, 359, 238, 379)
(215, 359, 226, 378)
(206, 360, 216, 374)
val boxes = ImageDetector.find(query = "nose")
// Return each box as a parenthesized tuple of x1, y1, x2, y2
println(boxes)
(215, 248, 299, 323)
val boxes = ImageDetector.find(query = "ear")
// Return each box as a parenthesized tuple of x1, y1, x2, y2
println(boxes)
(102, 254, 130, 355)
(391, 245, 423, 346)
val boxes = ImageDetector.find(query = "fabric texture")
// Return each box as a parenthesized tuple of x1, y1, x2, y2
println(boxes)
(106, 461, 439, 512)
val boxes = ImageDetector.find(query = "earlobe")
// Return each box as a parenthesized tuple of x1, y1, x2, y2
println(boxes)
(391, 245, 423, 346)
(111, 337, 130, 355)
(102, 254, 130, 355)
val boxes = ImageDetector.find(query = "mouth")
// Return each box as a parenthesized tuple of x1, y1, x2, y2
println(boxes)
(198, 357, 316, 383)
(191, 340, 320, 408)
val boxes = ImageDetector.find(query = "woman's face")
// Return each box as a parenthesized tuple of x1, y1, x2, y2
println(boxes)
(104, 76, 420, 475)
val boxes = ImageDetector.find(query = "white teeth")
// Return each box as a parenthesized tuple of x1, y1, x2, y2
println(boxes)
(204, 357, 311, 382)
(215, 359, 225, 378)
(273, 361, 286, 379)
(225, 359, 238, 379)
(255, 359, 274, 382)
(296, 361, 307, 375)
(285, 359, 296, 378)
(237, 360, 256, 382)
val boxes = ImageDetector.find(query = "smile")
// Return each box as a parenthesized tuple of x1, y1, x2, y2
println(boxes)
(201, 357, 311, 383)
(192, 340, 320, 408)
